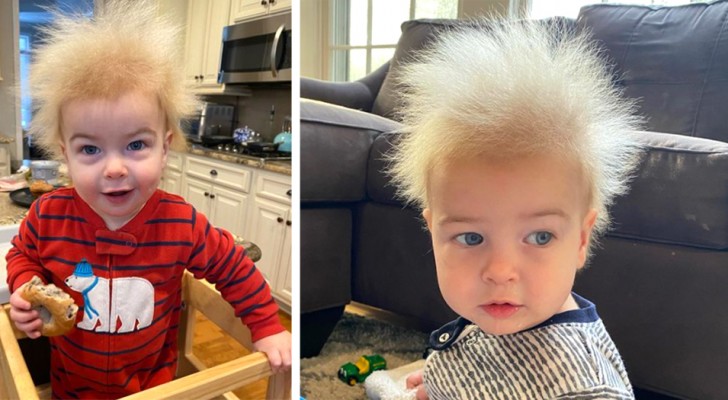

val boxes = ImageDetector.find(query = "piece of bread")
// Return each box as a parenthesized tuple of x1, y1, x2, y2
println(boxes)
(19, 276, 78, 337)
(29, 180, 54, 197)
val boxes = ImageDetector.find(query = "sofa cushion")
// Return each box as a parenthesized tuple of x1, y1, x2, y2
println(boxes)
(371, 19, 465, 119)
(609, 131, 728, 250)
(577, 1, 728, 141)
(301, 99, 401, 203)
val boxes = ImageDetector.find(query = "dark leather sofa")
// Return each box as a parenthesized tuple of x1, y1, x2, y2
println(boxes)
(301, 2, 728, 399)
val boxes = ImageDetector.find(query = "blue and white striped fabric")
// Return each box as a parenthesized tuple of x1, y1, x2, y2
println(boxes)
(424, 296, 633, 399)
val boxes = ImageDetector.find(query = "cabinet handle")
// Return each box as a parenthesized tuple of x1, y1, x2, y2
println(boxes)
(204, 192, 210, 197)
(261, 0, 267, 4)
(286, 220, 291, 226)
(210, 169, 218, 176)
(210, 194, 216, 199)
(277, 217, 284, 223)
(286, 189, 291, 197)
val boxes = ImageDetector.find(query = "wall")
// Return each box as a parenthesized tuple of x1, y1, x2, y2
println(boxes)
(0, 0, 22, 168)
(300, 0, 326, 79)
(201, 85, 292, 143)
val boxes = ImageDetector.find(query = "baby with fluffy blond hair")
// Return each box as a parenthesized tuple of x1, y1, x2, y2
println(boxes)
(6, 1, 290, 397)
(387, 20, 642, 399)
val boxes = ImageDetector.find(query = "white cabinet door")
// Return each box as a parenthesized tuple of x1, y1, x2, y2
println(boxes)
(184, 0, 208, 86)
(268, 0, 291, 14)
(201, 0, 231, 86)
(276, 220, 292, 306)
(182, 175, 212, 215)
(208, 184, 249, 239)
(184, 0, 230, 89)
(163, 169, 183, 196)
(249, 197, 287, 286)
(230, 0, 268, 22)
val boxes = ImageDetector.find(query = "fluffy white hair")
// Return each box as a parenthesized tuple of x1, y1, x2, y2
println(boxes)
(27, 0, 198, 160)
(387, 19, 644, 239)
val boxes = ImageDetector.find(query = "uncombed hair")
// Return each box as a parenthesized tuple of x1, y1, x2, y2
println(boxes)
(27, 0, 198, 160)
(387, 19, 644, 240)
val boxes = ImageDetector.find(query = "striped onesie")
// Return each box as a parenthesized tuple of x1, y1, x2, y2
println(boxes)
(424, 294, 634, 399)
(6, 188, 284, 399)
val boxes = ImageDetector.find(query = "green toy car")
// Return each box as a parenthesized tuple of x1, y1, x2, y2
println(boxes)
(338, 354, 387, 386)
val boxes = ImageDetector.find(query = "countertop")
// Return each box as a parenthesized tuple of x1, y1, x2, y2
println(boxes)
(0, 192, 262, 262)
(187, 146, 291, 176)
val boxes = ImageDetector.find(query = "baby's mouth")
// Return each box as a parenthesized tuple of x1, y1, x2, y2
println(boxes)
(482, 302, 522, 319)
(104, 190, 132, 197)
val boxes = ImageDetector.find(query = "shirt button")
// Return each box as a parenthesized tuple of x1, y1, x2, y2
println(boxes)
(438, 333, 450, 343)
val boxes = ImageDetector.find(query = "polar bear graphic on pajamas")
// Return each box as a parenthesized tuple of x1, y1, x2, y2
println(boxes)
(64, 259, 154, 333)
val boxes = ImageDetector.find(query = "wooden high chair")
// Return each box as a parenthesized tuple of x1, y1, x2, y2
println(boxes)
(0, 271, 291, 400)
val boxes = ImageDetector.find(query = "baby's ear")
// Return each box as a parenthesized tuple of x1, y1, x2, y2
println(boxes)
(578, 209, 598, 267)
(422, 208, 433, 231)
(162, 130, 173, 154)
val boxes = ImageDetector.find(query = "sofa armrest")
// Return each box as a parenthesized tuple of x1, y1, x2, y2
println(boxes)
(301, 99, 402, 203)
(301, 62, 390, 113)
(609, 131, 728, 249)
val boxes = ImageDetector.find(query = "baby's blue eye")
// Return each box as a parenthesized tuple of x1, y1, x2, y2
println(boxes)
(526, 231, 553, 246)
(127, 140, 146, 151)
(81, 145, 99, 155)
(455, 232, 484, 246)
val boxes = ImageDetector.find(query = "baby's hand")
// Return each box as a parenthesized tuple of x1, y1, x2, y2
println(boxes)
(253, 330, 291, 374)
(406, 369, 429, 400)
(9, 284, 42, 339)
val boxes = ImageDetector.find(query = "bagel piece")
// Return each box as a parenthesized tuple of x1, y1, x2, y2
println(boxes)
(29, 180, 55, 198)
(20, 276, 78, 336)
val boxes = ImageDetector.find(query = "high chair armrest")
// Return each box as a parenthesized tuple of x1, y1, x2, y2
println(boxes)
(120, 352, 285, 400)
(0, 305, 38, 400)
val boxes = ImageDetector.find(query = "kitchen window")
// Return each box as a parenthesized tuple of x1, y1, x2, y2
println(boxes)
(329, 0, 458, 82)
(19, 35, 30, 130)
(524, 0, 707, 18)
(18, 0, 94, 137)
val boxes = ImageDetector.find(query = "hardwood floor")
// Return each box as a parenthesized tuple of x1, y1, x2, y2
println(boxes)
(191, 310, 292, 399)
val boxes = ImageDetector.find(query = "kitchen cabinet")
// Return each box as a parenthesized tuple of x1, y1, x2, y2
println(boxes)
(160, 151, 184, 195)
(248, 170, 291, 308)
(181, 154, 251, 239)
(184, 0, 231, 92)
(229, 0, 291, 23)
(175, 151, 291, 310)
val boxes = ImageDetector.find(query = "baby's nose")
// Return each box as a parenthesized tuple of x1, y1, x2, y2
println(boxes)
(482, 251, 518, 284)
(104, 155, 128, 178)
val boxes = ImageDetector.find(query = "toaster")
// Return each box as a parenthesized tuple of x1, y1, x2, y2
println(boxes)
(185, 103, 235, 144)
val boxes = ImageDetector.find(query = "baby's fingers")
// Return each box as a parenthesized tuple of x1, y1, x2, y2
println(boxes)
(13, 318, 42, 339)
(9, 307, 38, 324)
(406, 370, 424, 389)
(266, 350, 283, 374)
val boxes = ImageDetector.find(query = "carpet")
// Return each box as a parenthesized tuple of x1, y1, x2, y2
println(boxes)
(300, 312, 429, 400)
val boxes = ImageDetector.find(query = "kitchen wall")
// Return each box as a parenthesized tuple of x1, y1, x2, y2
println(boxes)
(0, 0, 23, 168)
(202, 85, 292, 143)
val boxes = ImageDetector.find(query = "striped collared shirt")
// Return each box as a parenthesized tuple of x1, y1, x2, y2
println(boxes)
(424, 294, 633, 399)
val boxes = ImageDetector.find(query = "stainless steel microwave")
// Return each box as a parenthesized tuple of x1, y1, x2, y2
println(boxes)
(219, 12, 292, 84)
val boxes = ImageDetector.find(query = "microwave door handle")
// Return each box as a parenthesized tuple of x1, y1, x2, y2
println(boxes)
(270, 23, 285, 77)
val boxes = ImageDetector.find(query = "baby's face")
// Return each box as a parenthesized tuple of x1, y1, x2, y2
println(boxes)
(423, 154, 597, 335)
(60, 90, 171, 230)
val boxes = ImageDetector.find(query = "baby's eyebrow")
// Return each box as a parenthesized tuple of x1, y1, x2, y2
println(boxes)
(521, 209, 570, 221)
(437, 215, 487, 225)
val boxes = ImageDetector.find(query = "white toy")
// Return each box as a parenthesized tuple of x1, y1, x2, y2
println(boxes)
(365, 359, 425, 400)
